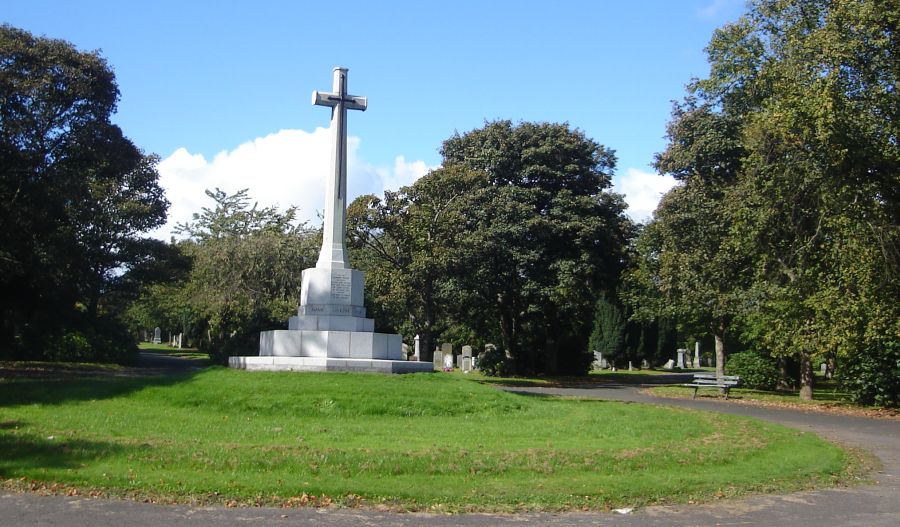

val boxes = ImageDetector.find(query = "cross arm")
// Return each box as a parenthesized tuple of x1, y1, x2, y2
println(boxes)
(312, 91, 368, 111)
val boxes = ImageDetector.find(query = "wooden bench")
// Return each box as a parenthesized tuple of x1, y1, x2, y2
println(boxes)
(682, 374, 741, 399)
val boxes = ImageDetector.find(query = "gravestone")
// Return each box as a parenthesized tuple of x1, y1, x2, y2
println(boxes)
(664, 359, 675, 370)
(694, 342, 701, 368)
(413, 334, 420, 361)
(228, 67, 430, 373)
(676, 349, 687, 369)
(401, 343, 408, 360)
(592, 351, 603, 370)
(472, 356, 479, 370)
(459, 345, 472, 369)
(152, 327, 161, 344)
(433, 348, 443, 371)
(628, 361, 634, 371)
(641, 359, 650, 369)
(821, 363, 827, 375)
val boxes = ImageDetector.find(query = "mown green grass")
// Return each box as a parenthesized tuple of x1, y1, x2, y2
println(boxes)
(138, 341, 208, 360)
(0, 367, 855, 511)
(647, 379, 879, 409)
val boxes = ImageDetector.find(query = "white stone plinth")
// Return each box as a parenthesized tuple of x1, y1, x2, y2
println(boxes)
(259, 329, 403, 360)
(229, 356, 432, 374)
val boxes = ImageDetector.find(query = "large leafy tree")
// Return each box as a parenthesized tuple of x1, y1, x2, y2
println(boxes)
(441, 121, 633, 374)
(347, 165, 477, 360)
(0, 25, 167, 358)
(625, 102, 748, 377)
(639, 0, 898, 401)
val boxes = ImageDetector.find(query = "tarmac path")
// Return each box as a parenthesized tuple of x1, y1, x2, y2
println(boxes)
(2, 360, 898, 526)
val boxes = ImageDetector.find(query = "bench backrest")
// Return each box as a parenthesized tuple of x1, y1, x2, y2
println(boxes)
(692, 373, 740, 386)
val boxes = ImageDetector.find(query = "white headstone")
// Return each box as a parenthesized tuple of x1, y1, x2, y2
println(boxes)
(443, 353, 454, 371)
(413, 334, 420, 361)
(676, 348, 687, 368)
(664, 359, 675, 370)
(694, 341, 701, 368)
(152, 327, 161, 344)
(433, 349, 443, 371)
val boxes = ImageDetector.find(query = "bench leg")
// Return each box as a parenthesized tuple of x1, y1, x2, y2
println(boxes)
(692, 387, 698, 400)
(723, 387, 729, 400)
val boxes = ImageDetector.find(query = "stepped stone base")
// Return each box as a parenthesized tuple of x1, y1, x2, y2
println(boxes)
(228, 356, 433, 374)
(259, 329, 403, 359)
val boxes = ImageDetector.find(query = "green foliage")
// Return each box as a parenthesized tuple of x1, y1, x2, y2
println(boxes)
(350, 121, 633, 375)
(588, 296, 626, 363)
(477, 344, 512, 377)
(726, 352, 781, 391)
(0, 25, 167, 360)
(839, 341, 900, 408)
(441, 120, 634, 374)
(628, 0, 900, 396)
(29, 317, 137, 364)
(164, 188, 319, 362)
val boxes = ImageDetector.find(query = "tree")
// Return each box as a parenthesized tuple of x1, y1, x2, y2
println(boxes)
(702, 0, 899, 400)
(441, 121, 633, 374)
(347, 165, 477, 360)
(0, 25, 167, 359)
(588, 295, 627, 366)
(172, 189, 318, 362)
(640, 0, 899, 401)
(624, 100, 748, 378)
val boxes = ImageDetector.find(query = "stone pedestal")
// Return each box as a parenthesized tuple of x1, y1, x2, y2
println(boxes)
(231, 266, 431, 373)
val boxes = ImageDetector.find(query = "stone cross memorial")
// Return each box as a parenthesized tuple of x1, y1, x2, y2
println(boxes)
(229, 67, 431, 373)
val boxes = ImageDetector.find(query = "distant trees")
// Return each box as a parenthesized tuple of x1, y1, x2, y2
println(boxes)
(627, 0, 899, 404)
(0, 25, 167, 361)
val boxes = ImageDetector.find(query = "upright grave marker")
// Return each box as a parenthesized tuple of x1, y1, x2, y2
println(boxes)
(229, 67, 431, 374)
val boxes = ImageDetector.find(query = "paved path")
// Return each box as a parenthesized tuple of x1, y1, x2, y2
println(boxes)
(2, 372, 898, 526)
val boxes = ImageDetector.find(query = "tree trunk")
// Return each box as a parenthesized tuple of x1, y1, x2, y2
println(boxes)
(714, 332, 725, 379)
(799, 350, 814, 400)
(777, 357, 792, 389)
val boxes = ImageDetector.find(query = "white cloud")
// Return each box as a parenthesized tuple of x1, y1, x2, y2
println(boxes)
(150, 129, 433, 240)
(615, 168, 678, 223)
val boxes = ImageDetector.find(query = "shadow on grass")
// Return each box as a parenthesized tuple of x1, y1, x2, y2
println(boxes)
(478, 371, 694, 389)
(0, 429, 126, 475)
(0, 369, 202, 409)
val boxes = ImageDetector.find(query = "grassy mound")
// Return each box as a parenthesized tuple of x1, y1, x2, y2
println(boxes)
(0, 367, 852, 511)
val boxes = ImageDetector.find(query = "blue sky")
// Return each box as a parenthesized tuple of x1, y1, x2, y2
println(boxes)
(5, 0, 746, 237)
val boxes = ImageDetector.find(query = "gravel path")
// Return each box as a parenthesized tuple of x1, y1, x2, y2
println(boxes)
(2, 367, 898, 526)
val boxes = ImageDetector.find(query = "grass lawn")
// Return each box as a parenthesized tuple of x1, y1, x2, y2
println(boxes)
(472, 368, 700, 388)
(138, 341, 209, 361)
(646, 377, 898, 417)
(0, 367, 861, 512)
